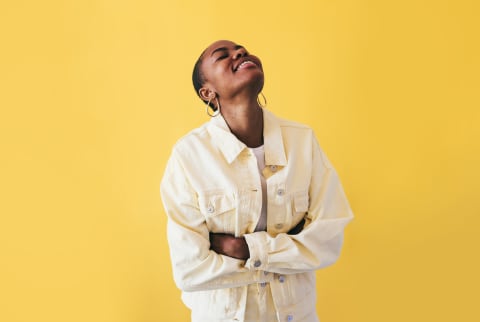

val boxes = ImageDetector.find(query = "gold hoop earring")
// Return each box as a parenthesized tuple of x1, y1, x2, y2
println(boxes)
(206, 97, 221, 117)
(257, 92, 267, 108)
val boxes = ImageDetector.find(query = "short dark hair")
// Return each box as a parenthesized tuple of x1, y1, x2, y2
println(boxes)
(192, 51, 215, 109)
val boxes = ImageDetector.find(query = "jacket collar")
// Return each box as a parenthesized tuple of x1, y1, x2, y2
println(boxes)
(207, 109, 287, 166)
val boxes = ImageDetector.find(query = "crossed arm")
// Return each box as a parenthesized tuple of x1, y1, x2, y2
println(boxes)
(161, 137, 353, 290)
(209, 218, 306, 260)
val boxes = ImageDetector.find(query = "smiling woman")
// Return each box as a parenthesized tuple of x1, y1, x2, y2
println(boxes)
(192, 41, 264, 114)
(160, 40, 354, 322)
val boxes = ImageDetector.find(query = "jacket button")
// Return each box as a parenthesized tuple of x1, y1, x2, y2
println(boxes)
(270, 165, 277, 172)
(207, 205, 215, 213)
(277, 189, 285, 196)
(275, 223, 284, 229)
(279, 275, 285, 283)
(254, 260, 262, 267)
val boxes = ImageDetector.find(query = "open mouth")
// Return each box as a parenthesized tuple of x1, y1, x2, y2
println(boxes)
(234, 60, 257, 72)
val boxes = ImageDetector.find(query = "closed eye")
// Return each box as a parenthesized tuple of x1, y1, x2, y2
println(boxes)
(215, 54, 228, 61)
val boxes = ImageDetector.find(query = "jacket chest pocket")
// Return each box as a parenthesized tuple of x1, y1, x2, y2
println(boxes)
(289, 190, 310, 230)
(292, 190, 309, 218)
(198, 193, 236, 234)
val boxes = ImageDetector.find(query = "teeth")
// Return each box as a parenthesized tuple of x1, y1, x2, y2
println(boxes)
(237, 60, 254, 70)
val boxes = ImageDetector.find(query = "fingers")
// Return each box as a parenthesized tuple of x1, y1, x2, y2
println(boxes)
(287, 218, 306, 235)
(209, 233, 249, 260)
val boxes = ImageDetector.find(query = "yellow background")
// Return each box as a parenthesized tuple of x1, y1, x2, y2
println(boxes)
(1, 1, 479, 321)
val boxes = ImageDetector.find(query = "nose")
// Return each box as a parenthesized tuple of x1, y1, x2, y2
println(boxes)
(233, 47, 247, 59)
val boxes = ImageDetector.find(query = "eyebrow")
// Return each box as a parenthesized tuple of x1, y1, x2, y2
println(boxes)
(210, 45, 244, 56)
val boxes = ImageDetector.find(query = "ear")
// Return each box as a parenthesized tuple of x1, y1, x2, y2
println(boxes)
(198, 87, 216, 101)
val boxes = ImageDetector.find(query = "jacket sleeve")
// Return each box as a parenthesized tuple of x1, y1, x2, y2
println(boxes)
(160, 150, 259, 291)
(243, 134, 354, 274)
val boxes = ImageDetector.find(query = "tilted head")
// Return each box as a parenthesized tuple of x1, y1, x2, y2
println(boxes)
(192, 40, 264, 111)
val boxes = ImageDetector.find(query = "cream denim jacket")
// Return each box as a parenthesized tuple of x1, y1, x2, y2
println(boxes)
(160, 109, 354, 321)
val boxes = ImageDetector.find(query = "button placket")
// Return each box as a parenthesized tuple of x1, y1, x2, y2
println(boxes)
(270, 184, 287, 232)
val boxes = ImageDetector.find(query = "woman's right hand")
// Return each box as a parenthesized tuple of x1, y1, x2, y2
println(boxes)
(287, 218, 306, 235)
(209, 233, 250, 260)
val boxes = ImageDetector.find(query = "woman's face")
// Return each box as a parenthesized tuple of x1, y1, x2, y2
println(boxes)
(199, 40, 264, 101)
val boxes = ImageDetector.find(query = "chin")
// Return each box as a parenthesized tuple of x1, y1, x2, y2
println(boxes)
(246, 72, 264, 92)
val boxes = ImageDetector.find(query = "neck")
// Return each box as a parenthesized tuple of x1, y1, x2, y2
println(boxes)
(220, 96, 264, 148)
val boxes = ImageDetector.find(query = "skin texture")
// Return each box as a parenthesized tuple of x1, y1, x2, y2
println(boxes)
(198, 40, 265, 148)
(197, 40, 305, 260)
(209, 219, 306, 260)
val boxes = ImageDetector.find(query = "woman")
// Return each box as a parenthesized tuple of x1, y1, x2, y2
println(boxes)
(160, 40, 354, 322)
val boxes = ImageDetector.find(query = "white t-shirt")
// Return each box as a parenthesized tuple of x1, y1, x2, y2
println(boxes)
(250, 145, 267, 232)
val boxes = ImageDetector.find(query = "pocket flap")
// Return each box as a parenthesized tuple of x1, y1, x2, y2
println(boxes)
(199, 193, 236, 216)
(293, 191, 309, 213)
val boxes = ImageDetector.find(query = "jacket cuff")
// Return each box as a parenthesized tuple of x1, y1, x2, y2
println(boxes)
(244, 231, 268, 270)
